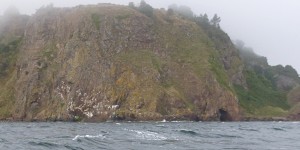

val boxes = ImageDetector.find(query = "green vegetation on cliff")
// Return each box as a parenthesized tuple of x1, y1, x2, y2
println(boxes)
(234, 42, 299, 118)
(0, 2, 299, 121)
(234, 71, 289, 117)
(0, 38, 21, 77)
(0, 37, 22, 118)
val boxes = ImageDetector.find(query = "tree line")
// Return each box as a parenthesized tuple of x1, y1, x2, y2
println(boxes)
(128, 1, 221, 29)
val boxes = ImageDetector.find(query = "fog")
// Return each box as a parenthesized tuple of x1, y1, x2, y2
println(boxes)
(1, 0, 299, 72)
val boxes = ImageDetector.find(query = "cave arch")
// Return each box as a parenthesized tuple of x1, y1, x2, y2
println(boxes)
(219, 109, 232, 121)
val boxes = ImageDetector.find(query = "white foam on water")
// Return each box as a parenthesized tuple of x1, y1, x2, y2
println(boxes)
(156, 124, 166, 127)
(170, 121, 192, 123)
(124, 129, 167, 141)
(72, 134, 105, 141)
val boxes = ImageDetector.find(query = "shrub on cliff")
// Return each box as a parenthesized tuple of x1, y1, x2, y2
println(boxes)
(138, 0, 154, 17)
(0, 38, 21, 77)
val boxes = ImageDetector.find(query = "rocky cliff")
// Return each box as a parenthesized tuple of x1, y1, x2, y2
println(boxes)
(0, 4, 242, 121)
(0, 3, 298, 122)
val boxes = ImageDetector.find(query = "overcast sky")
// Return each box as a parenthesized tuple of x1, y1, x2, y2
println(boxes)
(0, 0, 299, 73)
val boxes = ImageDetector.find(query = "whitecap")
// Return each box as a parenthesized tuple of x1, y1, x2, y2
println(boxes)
(125, 129, 167, 141)
(170, 121, 192, 123)
(72, 134, 105, 141)
(156, 124, 167, 128)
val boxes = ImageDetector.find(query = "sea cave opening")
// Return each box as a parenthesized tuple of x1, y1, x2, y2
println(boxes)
(219, 109, 231, 121)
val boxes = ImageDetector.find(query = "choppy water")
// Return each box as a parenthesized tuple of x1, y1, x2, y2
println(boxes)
(0, 121, 299, 150)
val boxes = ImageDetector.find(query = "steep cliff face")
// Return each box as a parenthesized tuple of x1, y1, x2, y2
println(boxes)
(198, 22, 246, 88)
(0, 4, 243, 121)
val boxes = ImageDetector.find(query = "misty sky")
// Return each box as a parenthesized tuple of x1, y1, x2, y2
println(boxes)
(0, 0, 299, 73)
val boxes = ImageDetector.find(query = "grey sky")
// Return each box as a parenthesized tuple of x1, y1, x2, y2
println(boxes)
(1, 0, 299, 72)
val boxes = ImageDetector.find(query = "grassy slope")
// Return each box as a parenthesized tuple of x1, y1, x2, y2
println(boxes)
(234, 70, 290, 117)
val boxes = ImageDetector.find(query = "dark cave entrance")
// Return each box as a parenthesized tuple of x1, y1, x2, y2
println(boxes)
(219, 109, 232, 121)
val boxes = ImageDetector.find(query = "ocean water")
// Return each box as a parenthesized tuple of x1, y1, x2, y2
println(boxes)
(0, 121, 299, 150)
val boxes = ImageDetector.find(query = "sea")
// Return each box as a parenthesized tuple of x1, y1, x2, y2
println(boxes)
(0, 121, 299, 150)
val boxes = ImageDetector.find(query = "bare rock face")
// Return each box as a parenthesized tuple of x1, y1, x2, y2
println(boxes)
(275, 75, 299, 91)
(0, 4, 241, 121)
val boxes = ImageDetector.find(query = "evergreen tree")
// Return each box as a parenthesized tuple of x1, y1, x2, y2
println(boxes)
(196, 13, 209, 24)
(202, 14, 209, 23)
(138, 0, 153, 17)
(210, 14, 221, 28)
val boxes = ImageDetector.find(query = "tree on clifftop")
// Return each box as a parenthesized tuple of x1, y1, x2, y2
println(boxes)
(138, 0, 154, 17)
(210, 14, 221, 28)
